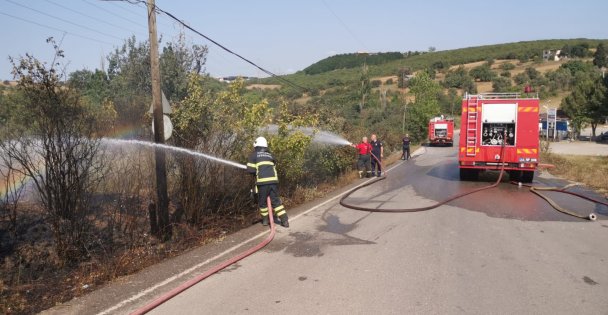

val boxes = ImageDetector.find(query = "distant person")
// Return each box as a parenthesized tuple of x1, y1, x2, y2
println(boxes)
(351, 136, 372, 178)
(247, 137, 289, 227)
(401, 134, 411, 160)
(370, 134, 384, 177)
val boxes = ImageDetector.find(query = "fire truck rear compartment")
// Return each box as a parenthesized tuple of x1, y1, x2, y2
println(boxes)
(481, 123, 515, 146)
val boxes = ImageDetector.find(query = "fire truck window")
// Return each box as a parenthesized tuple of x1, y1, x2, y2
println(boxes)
(481, 123, 515, 146)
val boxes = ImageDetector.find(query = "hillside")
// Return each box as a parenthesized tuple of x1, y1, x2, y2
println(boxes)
(256, 38, 606, 89)
(249, 38, 606, 109)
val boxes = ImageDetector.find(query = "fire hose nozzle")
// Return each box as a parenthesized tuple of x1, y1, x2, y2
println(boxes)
(588, 213, 597, 221)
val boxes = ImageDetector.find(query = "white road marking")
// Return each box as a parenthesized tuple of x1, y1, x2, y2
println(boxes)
(98, 151, 425, 315)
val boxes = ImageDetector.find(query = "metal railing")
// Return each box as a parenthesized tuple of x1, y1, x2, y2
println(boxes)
(464, 92, 539, 99)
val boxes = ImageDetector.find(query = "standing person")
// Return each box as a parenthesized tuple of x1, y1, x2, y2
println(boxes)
(370, 134, 384, 177)
(401, 133, 411, 160)
(351, 136, 372, 178)
(247, 137, 289, 227)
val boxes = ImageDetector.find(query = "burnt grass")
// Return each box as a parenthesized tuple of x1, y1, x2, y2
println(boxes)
(0, 198, 259, 314)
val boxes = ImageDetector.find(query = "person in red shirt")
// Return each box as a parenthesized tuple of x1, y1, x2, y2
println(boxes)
(351, 136, 372, 178)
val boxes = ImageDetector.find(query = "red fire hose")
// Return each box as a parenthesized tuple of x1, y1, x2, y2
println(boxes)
(343, 146, 604, 221)
(340, 145, 508, 212)
(130, 197, 276, 315)
(511, 181, 602, 221)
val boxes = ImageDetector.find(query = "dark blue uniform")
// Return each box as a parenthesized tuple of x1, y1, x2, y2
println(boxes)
(370, 140, 383, 176)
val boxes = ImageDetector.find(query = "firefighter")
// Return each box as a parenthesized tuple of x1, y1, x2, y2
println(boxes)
(401, 133, 411, 160)
(247, 137, 289, 228)
(351, 136, 372, 178)
(369, 134, 383, 177)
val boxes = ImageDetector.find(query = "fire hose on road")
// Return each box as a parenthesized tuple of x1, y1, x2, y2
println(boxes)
(340, 146, 508, 213)
(130, 197, 276, 315)
(341, 147, 603, 221)
(513, 182, 602, 221)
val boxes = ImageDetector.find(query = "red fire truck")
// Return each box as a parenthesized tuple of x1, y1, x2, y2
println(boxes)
(428, 116, 454, 146)
(459, 93, 539, 182)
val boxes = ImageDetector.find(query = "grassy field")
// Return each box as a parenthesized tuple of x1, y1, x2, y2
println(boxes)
(541, 152, 608, 195)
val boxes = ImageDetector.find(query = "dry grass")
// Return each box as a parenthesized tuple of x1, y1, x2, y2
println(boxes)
(541, 152, 608, 195)
(245, 84, 281, 90)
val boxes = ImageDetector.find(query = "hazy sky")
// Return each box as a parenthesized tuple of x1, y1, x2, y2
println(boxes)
(1, 0, 607, 80)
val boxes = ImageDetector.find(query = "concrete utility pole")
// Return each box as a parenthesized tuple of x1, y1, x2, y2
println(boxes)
(147, 0, 170, 240)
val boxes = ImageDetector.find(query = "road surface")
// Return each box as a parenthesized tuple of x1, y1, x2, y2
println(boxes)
(45, 135, 608, 315)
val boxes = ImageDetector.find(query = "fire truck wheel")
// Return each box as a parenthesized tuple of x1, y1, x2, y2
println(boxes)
(508, 170, 520, 181)
(520, 171, 534, 183)
(459, 169, 479, 181)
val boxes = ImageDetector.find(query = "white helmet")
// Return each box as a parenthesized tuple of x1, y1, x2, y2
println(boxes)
(254, 136, 268, 148)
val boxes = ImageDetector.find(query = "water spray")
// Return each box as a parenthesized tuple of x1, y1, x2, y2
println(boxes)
(102, 139, 247, 170)
(260, 125, 352, 146)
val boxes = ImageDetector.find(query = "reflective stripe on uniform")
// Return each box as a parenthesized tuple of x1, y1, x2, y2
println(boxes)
(254, 161, 275, 167)
(257, 176, 279, 183)
(260, 207, 269, 216)
(274, 205, 286, 216)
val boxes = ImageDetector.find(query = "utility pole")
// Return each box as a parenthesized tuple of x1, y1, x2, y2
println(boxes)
(147, 0, 170, 240)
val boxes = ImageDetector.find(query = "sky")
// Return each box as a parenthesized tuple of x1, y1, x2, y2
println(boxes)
(1, 0, 607, 80)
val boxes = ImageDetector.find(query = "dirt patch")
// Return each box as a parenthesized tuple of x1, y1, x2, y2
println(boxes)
(246, 84, 281, 90)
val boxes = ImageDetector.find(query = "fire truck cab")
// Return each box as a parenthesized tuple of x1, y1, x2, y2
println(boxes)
(459, 93, 539, 182)
(428, 116, 454, 146)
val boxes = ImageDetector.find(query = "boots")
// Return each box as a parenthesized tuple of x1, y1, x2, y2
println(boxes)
(261, 216, 269, 226)
(279, 214, 289, 228)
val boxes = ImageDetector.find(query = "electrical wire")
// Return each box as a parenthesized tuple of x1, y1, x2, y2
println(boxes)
(103, 0, 308, 91)
(81, 0, 148, 31)
(4, 0, 124, 41)
(321, 0, 369, 52)
(0, 11, 113, 45)
(44, 0, 147, 37)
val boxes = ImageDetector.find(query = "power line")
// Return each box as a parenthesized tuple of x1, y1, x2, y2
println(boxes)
(106, 0, 174, 30)
(321, 0, 369, 52)
(0, 11, 113, 45)
(44, 0, 146, 37)
(5, 0, 124, 41)
(81, 0, 148, 32)
(103, 0, 308, 91)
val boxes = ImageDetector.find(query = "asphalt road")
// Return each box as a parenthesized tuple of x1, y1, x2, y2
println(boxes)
(45, 137, 608, 315)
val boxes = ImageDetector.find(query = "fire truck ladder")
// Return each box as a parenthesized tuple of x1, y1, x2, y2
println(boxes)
(465, 95, 479, 156)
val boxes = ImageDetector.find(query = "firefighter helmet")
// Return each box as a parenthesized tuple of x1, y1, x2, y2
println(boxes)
(254, 136, 268, 148)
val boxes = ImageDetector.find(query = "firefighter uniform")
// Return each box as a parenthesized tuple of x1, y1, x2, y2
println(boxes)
(247, 138, 289, 227)
(402, 135, 411, 160)
(370, 139, 383, 176)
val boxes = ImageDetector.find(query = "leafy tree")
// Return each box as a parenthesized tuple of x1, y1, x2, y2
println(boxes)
(492, 76, 512, 92)
(397, 67, 412, 88)
(1, 39, 111, 263)
(469, 64, 496, 82)
(500, 62, 515, 70)
(359, 63, 370, 112)
(593, 43, 607, 68)
(561, 77, 608, 139)
(406, 72, 441, 141)
(513, 72, 529, 85)
(443, 66, 470, 88)
(500, 70, 511, 78)
(461, 78, 478, 94)
(525, 67, 541, 80)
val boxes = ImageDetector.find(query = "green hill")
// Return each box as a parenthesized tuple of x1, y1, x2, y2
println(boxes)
(259, 38, 607, 89)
